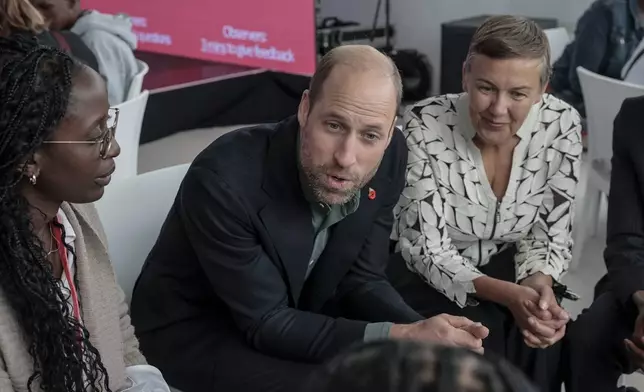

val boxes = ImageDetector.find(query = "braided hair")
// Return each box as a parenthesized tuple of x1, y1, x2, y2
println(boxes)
(306, 340, 539, 392)
(0, 35, 110, 391)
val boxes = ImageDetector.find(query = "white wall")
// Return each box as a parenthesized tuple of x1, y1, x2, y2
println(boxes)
(319, 0, 587, 94)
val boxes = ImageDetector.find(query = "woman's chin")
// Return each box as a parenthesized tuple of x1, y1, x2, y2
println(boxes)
(66, 187, 106, 205)
(476, 127, 515, 146)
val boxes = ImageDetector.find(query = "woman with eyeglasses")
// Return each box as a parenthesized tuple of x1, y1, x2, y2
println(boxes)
(0, 35, 170, 391)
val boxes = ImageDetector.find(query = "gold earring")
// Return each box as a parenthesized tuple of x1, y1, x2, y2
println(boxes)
(29, 174, 37, 185)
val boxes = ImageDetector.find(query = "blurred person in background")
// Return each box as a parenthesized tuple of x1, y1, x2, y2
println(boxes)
(388, 15, 582, 392)
(550, 0, 644, 116)
(31, 0, 139, 105)
(0, 0, 98, 71)
(0, 0, 45, 35)
(305, 340, 539, 392)
(0, 34, 170, 392)
(621, 37, 644, 84)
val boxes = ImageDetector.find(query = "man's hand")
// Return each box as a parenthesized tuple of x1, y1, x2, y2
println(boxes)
(625, 291, 644, 370)
(625, 311, 644, 370)
(515, 274, 568, 349)
(390, 314, 489, 354)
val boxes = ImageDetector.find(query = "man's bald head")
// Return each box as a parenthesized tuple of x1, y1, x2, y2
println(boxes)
(308, 45, 402, 110)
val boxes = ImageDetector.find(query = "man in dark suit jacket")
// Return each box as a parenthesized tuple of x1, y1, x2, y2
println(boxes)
(566, 96, 644, 392)
(130, 45, 488, 392)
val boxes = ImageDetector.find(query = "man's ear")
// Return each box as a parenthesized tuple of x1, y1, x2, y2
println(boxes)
(297, 89, 311, 129)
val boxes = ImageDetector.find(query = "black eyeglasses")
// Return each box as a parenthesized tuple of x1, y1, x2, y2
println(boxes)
(43, 107, 119, 159)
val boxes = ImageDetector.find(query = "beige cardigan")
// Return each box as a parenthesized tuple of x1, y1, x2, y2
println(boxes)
(0, 202, 147, 391)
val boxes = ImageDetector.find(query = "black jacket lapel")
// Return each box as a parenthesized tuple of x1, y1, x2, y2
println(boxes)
(258, 117, 313, 304)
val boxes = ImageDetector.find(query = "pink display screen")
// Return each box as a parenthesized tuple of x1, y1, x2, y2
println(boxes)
(82, 0, 317, 75)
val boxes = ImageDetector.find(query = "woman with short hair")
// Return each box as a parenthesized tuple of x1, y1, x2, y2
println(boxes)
(389, 15, 582, 391)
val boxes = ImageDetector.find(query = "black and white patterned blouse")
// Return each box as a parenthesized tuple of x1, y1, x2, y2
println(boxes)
(391, 93, 582, 307)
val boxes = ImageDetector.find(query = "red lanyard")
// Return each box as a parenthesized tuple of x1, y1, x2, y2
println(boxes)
(51, 220, 82, 325)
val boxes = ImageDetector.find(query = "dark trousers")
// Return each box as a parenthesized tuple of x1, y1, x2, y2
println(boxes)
(387, 248, 563, 392)
(565, 290, 637, 392)
(138, 320, 320, 392)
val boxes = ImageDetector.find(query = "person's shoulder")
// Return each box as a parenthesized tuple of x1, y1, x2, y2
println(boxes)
(190, 122, 281, 184)
(619, 95, 644, 116)
(586, 0, 619, 13)
(383, 125, 406, 163)
(64, 202, 108, 245)
(56, 31, 100, 71)
(405, 94, 461, 119)
(539, 93, 580, 114)
(34, 31, 57, 46)
(80, 28, 133, 53)
(537, 94, 582, 129)
(198, 122, 277, 158)
(574, 0, 613, 27)
(595, 0, 628, 10)
(613, 96, 644, 144)
(403, 94, 465, 144)
(533, 95, 582, 151)
(67, 202, 101, 226)
(403, 94, 462, 141)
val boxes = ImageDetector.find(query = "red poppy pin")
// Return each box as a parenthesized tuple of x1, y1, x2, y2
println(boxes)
(368, 188, 376, 200)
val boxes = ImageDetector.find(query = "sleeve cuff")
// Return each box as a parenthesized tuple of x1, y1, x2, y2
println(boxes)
(363, 322, 394, 342)
(515, 253, 567, 282)
(526, 265, 564, 282)
(124, 365, 171, 391)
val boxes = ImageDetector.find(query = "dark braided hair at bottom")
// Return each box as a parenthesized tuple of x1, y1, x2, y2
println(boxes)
(0, 35, 111, 391)
(305, 340, 539, 392)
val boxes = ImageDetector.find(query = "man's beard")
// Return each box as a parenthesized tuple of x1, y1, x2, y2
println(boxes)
(302, 162, 379, 205)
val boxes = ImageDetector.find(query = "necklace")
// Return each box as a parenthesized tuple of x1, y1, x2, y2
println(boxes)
(47, 223, 60, 257)
(38, 223, 59, 257)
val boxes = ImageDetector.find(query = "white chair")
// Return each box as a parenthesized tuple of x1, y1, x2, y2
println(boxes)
(126, 60, 149, 101)
(544, 27, 570, 65)
(112, 90, 150, 181)
(571, 67, 644, 269)
(94, 163, 190, 303)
